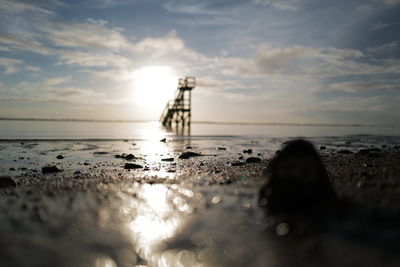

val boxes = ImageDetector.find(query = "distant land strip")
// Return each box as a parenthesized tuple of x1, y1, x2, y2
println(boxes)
(0, 117, 397, 128)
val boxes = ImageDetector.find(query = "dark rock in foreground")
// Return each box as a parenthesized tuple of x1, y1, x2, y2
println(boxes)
(124, 163, 143, 169)
(243, 149, 253, 154)
(259, 139, 337, 216)
(179, 152, 201, 159)
(245, 157, 262, 163)
(161, 158, 174, 162)
(42, 166, 62, 174)
(0, 176, 17, 188)
(56, 155, 64, 159)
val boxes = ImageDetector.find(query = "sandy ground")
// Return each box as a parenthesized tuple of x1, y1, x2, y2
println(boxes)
(1, 136, 400, 267)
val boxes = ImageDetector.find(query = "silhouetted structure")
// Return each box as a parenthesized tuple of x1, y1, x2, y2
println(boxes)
(160, 77, 195, 129)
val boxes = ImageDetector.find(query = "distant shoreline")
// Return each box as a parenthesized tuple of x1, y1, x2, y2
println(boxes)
(0, 117, 397, 128)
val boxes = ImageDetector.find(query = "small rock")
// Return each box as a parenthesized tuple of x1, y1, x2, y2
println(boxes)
(218, 147, 226, 150)
(83, 162, 90, 166)
(231, 162, 244, 166)
(320, 146, 326, 150)
(0, 176, 17, 188)
(56, 155, 64, 159)
(243, 149, 252, 154)
(9, 168, 15, 171)
(125, 154, 135, 160)
(337, 149, 353, 155)
(161, 158, 174, 162)
(179, 152, 201, 159)
(357, 148, 381, 155)
(160, 138, 167, 142)
(42, 165, 62, 174)
(124, 163, 143, 169)
(186, 146, 193, 149)
(246, 157, 262, 163)
(93, 151, 109, 155)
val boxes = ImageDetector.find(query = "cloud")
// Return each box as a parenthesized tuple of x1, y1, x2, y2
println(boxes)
(367, 40, 400, 54)
(42, 18, 130, 51)
(131, 30, 185, 55)
(330, 81, 399, 92)
(381, 0, 400, 6)
(43, 76, 71, 86)
(369, 21, 400, 31)
(251, 0, 311, 11)
(163, 1, 222, 15)
(0, 0, 54, 15)
(57, 50, 132, 68)
(0, 57, 45, 74)
(235, 44, 368, 78)
(0, 34, 52, 55)
(0, 57, 23, 74)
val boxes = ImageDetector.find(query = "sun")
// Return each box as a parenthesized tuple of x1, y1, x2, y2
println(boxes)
(131, 66, 178, 115)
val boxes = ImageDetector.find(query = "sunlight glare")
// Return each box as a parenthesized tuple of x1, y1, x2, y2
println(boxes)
(131, 66, 178, 112)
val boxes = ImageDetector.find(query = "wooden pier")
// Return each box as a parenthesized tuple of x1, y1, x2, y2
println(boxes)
(160, 77, 195, 129)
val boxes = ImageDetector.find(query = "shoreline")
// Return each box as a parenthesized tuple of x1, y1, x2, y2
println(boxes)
(1, 136, 400, 266)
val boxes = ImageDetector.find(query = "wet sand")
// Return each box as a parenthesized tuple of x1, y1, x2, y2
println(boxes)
(1, 136, 400, 267)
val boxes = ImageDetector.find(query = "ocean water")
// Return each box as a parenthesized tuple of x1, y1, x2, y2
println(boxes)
(0, 120, 399, 140)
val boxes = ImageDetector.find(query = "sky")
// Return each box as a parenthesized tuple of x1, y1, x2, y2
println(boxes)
(0, 0, 399, 125)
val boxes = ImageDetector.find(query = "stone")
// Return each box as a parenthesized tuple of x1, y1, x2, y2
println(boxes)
(42, 165, 62, 174)
(243, 149, 253, 154)
(161, 158, 174, 162)
(231, 162, 244, 166)
(56, 155, 64, 159)
(179, 152, 201, 159)
(160, 138, 167, 142)
(125, 154, 135, 160)
(124, 163, 143, 169)
(0, 176, 17, 188)
(245, 157, 262, 163)
(259, 139, 337, 216)
(93, 151, 109, 155)
(337, 149, 353, 154)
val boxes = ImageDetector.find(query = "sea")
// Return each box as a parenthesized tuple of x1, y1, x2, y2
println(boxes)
(0, 119, 399, 140)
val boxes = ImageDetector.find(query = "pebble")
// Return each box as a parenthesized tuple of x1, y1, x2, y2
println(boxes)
(243, 149, 252, 154)
(179, 152, 201, 159)
(125, 154, 135, 160)
(231, 162, 244, 166)
(0, 176, 17, 188)
(320, 146, 326, 150)
(93, 151, 109, 155)
(161, 158, 174, 162)
(218, 147, 226, 150)
(56, 155, 64, 159)
(124, 163, 143, 169)
(245, 157, 262, 163)
(160, 138, 167, 142)
(42, 166, 62, 174)
(337, 149, 353, 155)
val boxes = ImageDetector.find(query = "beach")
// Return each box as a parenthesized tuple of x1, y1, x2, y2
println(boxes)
(1, 122, 400, 267)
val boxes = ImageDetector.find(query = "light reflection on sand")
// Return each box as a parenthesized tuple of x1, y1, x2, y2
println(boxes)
(126, 184, 191, 265)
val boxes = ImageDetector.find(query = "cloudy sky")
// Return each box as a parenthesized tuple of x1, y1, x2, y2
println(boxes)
(0, 0, 399, 125)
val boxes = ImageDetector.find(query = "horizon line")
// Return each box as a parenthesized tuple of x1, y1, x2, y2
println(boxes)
(0, 117, 397, 128)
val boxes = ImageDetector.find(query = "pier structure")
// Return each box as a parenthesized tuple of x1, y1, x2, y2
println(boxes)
(160, 77, 195, 129)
